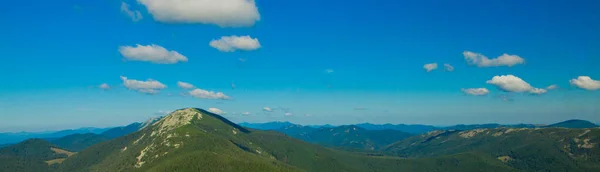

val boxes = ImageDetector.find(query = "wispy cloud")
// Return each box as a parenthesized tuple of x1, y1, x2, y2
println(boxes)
(461, 88, 490, 96)
(177, 81, 195, 89)
(188, 89, 230, 99)
(120, 2, 143, 22)
(444, 64, 454, 72)
(120, 76, 167, 94)
(99, 83, 111, 90)
(546, 84, 558, 90)
(463, 51, 524, 67)
(423, 63, 438, 72)
(208, 108, 224, 115)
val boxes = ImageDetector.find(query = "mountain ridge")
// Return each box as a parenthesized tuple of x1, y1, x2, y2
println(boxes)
(57, 108, 517, 172)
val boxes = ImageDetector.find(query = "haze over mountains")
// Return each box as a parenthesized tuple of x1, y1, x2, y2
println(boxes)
(1, 108, 599, 171)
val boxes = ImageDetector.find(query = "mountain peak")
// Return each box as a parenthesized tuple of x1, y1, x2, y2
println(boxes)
(548, 119, 598, 128)
(150, 108, 202, 136)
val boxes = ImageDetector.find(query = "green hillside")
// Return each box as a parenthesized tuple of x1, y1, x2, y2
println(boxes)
(383, 128, 600, 171)
(48, 133, 110, 152)
(58, 108, 515, 172)
(306, 125, 412, 151)
(0, 139, 74, 172)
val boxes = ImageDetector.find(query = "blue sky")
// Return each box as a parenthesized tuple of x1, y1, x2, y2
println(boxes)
(1, 0, 599, 132)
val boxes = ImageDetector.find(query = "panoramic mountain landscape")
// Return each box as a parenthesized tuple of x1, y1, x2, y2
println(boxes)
(2, 0, 600, 171)
(0, 108, 599, 171)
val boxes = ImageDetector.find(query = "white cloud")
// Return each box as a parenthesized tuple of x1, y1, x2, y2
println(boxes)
(99, 83, 111, 90)
(486, 75, 546, 94)
(529, 88, 547, 95)
(138, 0, 260, 27)
(325, 69, 334, 74)
(241, 112, 251, 115)
(304, 114, 312, 117)
(284, 113, 293, 116)
(570, 76, 600, 91)
(463, 51, 524, 67)
(423, 63, 438, 72)
(121, 76, 167, 94)
(120, 2, 143, 22)
(156, 110, 173, 115)
(444, 64, 454, 72)
(208, 108, 224, 115)
(119, 44, 187, 64)
(263, 107, 272, 112)
(188, 89, 230, 99)
(209, 35, 261, 52)
(461, 88, 490, 96)
(546, 84, 558, 90)
(138, 89, 160, 94)
(177, 81, 195, 89)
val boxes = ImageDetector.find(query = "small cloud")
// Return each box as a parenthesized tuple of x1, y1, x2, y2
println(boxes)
(495, 94, 514, 102)
(569, 76, 600, 91)
(423, 63, 438, 72)
(304, 114, 312, 117)
(444, 64, 454, 72)
(461, 88, 490, 96)
(546, 84, 558, 90)
(119, 44, 187, 64)
(121, 76, 167, 94)
(463, 51, 525, 67)
(120, 2, 143, 22)
(486, 75, 546, 95)
(325, 69, 334, 74)
(529, 88, 547, 95)
(231, 83, 236, 89)
(155, 110, 173, 115)
(210, 35, 261, 52)
(263, 107, 272, 112)
(239, 58, 247, 62)
(241, 112, 251, 115)
(188, 89, 230, 99)
(284, 113, 293, 116)
(208, 108, 224, 115)
(99, 83, 111, 90)
(177, 81, 195, 89)
(353, 107, 368, 110)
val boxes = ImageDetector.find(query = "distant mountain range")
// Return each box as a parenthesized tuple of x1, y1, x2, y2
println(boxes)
(241, 119, 598, 135)
(0, 127, 110, 145)
(0, 117, 161, 152)
(547, 119, 599, 129)
(1, 108, 599, 172)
